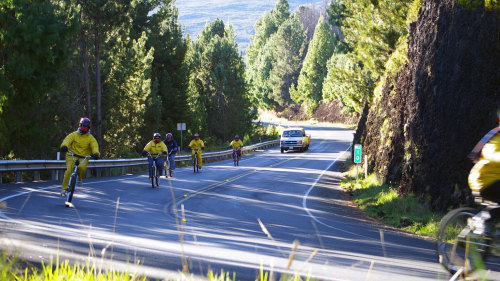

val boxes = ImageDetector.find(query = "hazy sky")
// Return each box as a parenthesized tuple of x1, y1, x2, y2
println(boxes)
(174, 0, 327, 54)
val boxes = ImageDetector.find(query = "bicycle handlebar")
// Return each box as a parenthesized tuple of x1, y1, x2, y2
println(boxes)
(145, 151, 166, 158)
(67, 150, 92, 163)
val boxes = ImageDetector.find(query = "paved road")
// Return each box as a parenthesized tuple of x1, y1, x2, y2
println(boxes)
(0, 123, 483, 280)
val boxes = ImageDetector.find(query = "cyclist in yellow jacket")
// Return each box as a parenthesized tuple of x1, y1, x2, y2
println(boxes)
(468, 118, 500, 233)
(142, 133, 168, 178)
(469, 122, 500, 201)
(229, 135, 243, 159)
(59, 117, 100, 197)
(188, 133, 205, 169)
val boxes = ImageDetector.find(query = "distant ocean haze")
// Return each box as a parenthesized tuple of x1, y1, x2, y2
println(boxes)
(175, 0, 326, 55)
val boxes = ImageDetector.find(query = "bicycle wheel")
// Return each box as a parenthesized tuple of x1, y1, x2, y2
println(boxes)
(193, 155, 197, 173)
(151, 165, 156, 188)
(237, 154, 240, 166)
(233, 153, 237, 166)
(67, 173, 77, 203)
(155, 175, 159, 187)
(437, 207, 487, 275)
(165, 159, 170, 178)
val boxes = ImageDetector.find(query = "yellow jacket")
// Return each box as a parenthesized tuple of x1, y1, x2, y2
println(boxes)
(144, 140, 168, 156)
(469, 133, 500, 192)
(61, 131, 100, 157)
(230, 140, 243, 149)
(188, 139, 205, 150)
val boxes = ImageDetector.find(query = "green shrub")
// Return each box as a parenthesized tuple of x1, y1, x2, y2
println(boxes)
(341, 164, 443, 237)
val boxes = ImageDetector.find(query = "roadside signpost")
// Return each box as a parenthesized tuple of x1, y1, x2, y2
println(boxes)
(177, 123, 186, 153)
(354, 144, 362, 183)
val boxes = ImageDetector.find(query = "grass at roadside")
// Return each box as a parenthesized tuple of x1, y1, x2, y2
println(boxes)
(0, 252, 316, 281)
(0, 254, 147, 281)
(340, 162, 443, 238)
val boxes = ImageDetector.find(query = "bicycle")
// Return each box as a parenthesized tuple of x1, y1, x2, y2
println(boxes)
(163, 151, 173, 178)
(437, 195, 500, 276)
(192, 148, 202, 173)
(146, 152, 165, 188)
(232, 147, 242, 166)
(65, 150, 92, 206)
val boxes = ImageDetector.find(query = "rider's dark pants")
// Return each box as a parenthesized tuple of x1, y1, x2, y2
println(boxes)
(480, 180, 500, 219)
(148, 157, 165, 177)
(481, 181, 500, 204)
(168, 154, 175, 170)
(233, 149, 241, 157)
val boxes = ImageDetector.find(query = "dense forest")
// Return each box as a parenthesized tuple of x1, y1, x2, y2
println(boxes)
(0, 0, 253, 159)
(2, 0, 500, 208)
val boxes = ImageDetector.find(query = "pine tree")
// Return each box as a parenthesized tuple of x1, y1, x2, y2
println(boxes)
(248, 40, 275, 109)
(144, 0, 189, 150)
(102, 32, 154, 156)
(290, 16, 335, 114)
(322, 53, 373, 113)
(343, 0, 412, 81)
(246, 0, 291, 109)
(0, 0, 77, 159)
(268, 17, 306, 107)
(186, 19, 253, 143)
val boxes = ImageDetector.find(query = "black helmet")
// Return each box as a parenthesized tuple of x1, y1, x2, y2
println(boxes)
(234, 135, 239, 140)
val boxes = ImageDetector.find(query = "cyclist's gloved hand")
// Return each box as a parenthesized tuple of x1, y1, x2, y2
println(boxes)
(91, 153, 99, 160)
(60, 146, 68, 153)
(201, 147, 204, 150)
(163, 151, 167, 155)
(142, 150, 148, 156)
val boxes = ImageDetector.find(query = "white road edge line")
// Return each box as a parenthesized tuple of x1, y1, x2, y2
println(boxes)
(302, 144, 376, 239)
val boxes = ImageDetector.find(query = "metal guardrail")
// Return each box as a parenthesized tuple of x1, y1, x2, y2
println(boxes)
(0, 140, 279, 184)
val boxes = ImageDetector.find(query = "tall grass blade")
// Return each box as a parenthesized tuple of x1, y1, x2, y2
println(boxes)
(168, 178, 189, 274)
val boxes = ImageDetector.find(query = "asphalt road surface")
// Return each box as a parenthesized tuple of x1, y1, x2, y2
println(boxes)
(0, 123, 494, 280)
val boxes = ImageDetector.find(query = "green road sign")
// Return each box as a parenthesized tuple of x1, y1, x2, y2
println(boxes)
(354, 144, 362, 163)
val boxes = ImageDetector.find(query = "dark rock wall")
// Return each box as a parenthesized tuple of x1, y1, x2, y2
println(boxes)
(354, 0, 500, 210)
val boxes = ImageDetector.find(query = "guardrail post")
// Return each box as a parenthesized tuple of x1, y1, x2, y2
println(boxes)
(56, 152, 61, 181)
(122, 167, 126, 175)
(0, 172, 2, 184)
(16, 171, 22, 182)
(96, 168, 101, 177)
(34, 171, 40, 181)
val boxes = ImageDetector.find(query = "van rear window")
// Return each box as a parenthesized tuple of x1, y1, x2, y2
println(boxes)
(282, 130, 302, 137)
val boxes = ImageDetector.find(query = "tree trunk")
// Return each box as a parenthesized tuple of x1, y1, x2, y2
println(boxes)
(94, 27, 102, 151)
(83, 39, 91, 118)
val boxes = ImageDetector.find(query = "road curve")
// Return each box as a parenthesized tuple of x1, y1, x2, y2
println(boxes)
(0, 123, 481, 280)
